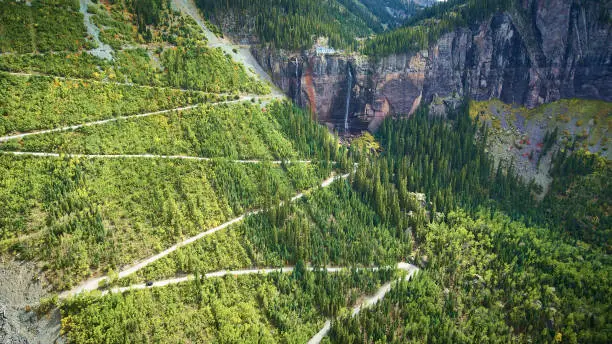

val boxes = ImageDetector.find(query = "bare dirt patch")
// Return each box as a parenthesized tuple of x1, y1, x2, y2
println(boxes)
(0, 259, 62, 344)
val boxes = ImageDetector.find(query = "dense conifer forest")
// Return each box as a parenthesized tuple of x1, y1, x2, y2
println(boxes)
(195, 0, 374, 50)
(0, 0, 609, 343)
(362, 0, 515, 55)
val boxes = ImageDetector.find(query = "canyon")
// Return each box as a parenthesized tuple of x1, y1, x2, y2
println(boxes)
(243, 0, 611, 132)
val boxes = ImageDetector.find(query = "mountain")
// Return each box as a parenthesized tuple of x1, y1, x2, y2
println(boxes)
(0, 0, 610, 343)
(248, 0, 611, 128)
(243, 0, 611, 186)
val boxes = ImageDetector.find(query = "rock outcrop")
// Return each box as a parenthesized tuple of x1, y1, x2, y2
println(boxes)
(252, 47, 427, 132)
(250, 0, 611, 132)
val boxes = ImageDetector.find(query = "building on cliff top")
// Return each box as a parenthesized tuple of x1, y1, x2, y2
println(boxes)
(315, 46, 336, 55)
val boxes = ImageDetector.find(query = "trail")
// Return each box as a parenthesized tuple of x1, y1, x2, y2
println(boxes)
(101, 264, 403, 296)
(60, 172, 350, 299)
(99, 261, 419, 343)
(307, 263, 420, 344)
(171, 0, 285, 98)
(0, 96, 271, 143)
(0, 70, 218, 94)
(0, 151, 314, 164)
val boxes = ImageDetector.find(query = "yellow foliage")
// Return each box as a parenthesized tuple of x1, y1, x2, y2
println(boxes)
(557, 114, 570, 123)
(352, 132, 380, 152)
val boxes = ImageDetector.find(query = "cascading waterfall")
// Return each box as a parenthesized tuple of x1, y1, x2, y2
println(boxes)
(293, 58, 301, 105)
(344, 65, 352, 132)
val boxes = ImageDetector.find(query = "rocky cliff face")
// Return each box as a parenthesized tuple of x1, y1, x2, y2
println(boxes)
(251, 0, 611, 132)
(252, 47, 427, 132)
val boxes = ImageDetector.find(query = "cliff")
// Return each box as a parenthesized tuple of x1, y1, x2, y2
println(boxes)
(250, 0, 611, 132)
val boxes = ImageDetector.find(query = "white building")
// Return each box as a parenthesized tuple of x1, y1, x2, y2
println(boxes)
(315, 46, 336, 55)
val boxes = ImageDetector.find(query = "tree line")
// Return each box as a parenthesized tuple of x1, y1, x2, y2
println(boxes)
(195, 0, 373, 50)
(362, 0, 516, 56)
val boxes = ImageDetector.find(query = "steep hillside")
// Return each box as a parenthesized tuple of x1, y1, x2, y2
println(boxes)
(0, 0, 610, 343)
(245, 0, 611, 134)
(470, 98, 611, 192)
(0, 0, 344, 342)
(194, 0, 374, 49)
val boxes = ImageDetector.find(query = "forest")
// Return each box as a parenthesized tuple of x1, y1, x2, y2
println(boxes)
(355, 0, 421, 30)
(322, 101, 611, 343)
(0, 101, 338, 162)
(116, 180, 412, 285)
(0, 154, 334, 289)
(35, 98, 609, 342)
(0, 0, 609, 343)
(361, 0, 515, 56)
(329, 209, 610, 343)
(0, 98, 344, 291)
(195, 0, 373, 50)
(0, 0, 269, 94)
(372, 103, 538, 219)
(61, 268, 397, 343)
(364, 101, 610, 249)
(0, 0, 91, 53)
(0, 72, 218, 136)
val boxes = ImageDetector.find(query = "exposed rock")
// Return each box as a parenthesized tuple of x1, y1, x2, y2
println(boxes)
(408, 192, 427, 208)
(0, 260, 62, 344)
(248, 0, 610, 131)
(251, 47, 427, 132)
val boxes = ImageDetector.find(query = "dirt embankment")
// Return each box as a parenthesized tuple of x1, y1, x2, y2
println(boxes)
(0, 259, 62, 344)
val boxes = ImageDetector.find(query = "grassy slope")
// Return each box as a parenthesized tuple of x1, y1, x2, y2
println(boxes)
(0, 155, 326, 290)
(0, 72, 221, 136)
(116, 181, 412, 285)
(469, 98, 611, 192)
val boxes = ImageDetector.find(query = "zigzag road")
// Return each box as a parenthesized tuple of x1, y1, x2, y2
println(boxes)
(101, 263, 417, 296)
(0, 151, 313, 164)
(1, 70, 223, 94)
(92, 261, 419, 344)
(0, 96, 272, 143)
(59, 172, 350, 299)
(308, 263, 420, 344)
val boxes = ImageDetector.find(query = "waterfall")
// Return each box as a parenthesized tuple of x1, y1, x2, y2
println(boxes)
(294, 59, 300, 105)
(344, 66, 352, 132)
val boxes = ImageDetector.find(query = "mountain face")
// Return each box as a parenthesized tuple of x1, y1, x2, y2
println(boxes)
(250, 0, 611, 132)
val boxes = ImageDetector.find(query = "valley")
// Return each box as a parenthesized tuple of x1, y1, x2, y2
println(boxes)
(0, 0, 610, 343)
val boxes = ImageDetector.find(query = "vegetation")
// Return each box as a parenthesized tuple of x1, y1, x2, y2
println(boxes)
(0, 73, 218, 136)
(269, 101, 343, 162)
(469, 98, 611, 156)
(0, 155, 329, 290)
(0, 48, 268, 94)
(0, 52, 112, 80)
(61, 268, 396, 343)
(90, 1, 139, 50)
(119, 180, 411, 284)
(320, 99, 611, 343)
(0, 102, 338, 163)
(0, 0, 270, 95)
(375, 102, 538, 219)
(161, 45, 268, 93)
(356, 0, 421, 29)
(0, 0, 91, 53)
(335, 0, 385, 33)
(0, 0, 609, 342)
(330, 210, 611, 343)
(362, 0, 515, 56)
(195, 0, 373, 50)
(131, 0, 170, 36)
(544, 149, 611, 249)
